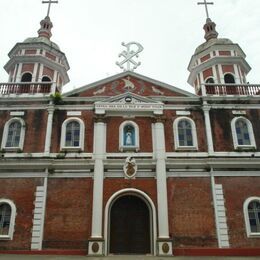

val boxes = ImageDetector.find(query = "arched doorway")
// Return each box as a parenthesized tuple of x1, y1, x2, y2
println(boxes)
(109, 195, 151, 254)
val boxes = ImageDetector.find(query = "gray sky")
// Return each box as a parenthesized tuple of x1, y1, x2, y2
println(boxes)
(0, 0, 259, 94)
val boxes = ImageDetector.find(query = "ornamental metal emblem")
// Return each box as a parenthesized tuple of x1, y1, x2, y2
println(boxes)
(116, 42, 144, 71)
(123, 156, 137, 179)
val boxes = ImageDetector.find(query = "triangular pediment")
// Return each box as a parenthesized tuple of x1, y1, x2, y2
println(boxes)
(64, 71, 197, 98)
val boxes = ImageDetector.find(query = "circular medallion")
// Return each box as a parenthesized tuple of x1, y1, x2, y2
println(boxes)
(162, 242, 170, 254)
(92, 242, 99, 253)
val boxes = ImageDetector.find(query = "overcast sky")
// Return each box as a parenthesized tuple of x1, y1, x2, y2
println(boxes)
(0, 0, 259, 94)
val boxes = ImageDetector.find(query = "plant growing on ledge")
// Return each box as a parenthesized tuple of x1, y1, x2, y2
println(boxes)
(50, 92, 63, 105)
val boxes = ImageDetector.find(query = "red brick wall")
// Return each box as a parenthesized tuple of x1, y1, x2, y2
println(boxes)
(0, 178, 42, 250)
(203, 68, 213, 80)
(21, 64, 34, 74)
(216, 177, 260, 247)
(43, 178, 93, 249)
(164, 110, 207, 152)
(51, 111, 94, 153)
(106, 117, 153, 152)
(210, 109, 233, 151)
(219, 51, 231, 56)
(43, 66, 54, 79)
(23, 110, 48, 153)
(222, 65, 235, 74)
(167, 177, 217, 248)
(210, 109, 260, 152)
(0, 110, 47, 153)
(200, 54, 210, 63)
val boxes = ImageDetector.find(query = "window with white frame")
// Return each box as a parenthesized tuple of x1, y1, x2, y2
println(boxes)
(231, 117, 256, 149)
(0, 199, 16, 240)
(119, 121, 139, 151)
(60, 118, 85, 151)
(244, 197, 260, 237)
(173, 117, 198, 150)
(1, 118, 25, 151)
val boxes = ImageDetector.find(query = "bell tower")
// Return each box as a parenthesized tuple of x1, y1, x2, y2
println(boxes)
(187, 1, 251, 95)
(3, 0, 69, 94)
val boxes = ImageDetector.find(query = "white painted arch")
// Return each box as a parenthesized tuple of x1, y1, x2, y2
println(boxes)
(104, 188, 157, 255)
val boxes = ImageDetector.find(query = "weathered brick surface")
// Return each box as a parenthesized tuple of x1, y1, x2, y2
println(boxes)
(0, 110, 47, 153)
(51, 111, 94, 153)
(0, 178, 42, 250)
(164, 110, 207, 152)
(106, 117, 153, 152)
(210, 109, 260, 152)
(203, 68, 213, 80)
(23, 110, 47, 153)
(167, 178, 217, 247)
(216, 177, 260, 248)
(210, 109, 234, 151)
(43, 178, 93, 249)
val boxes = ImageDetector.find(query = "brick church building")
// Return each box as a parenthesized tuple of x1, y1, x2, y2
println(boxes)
(0, 2, 260, 257)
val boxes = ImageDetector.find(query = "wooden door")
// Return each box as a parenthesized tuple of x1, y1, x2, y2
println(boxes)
(109, 195, 151, 254)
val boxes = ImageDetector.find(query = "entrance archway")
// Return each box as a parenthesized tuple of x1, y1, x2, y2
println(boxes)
(104, 188, 156, 255)
(110, 195, 150, 254)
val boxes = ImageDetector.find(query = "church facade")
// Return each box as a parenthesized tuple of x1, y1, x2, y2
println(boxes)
(0, 4, 260, 257)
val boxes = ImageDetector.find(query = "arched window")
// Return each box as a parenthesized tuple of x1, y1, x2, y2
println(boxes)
(231, 117, 256, 149)
(60, 118, 85, 151)
(206, 77, 215, 84)
(21, 72, 32, 82)
(0, 199, 16, 240)
(42, 76, 51, 82)
(119, 121, 139, 151)
(173, 117, 198, 150)
(1, 118, 25, 151)
(244, 197, 260, 237)
(224, 73, 235, 84)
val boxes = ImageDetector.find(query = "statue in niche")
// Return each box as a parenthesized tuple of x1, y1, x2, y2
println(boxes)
(124, 125, 135, 146)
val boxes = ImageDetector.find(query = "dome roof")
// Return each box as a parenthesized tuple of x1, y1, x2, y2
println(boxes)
(195, 38, 233, 55)
(23, 36, 60, 51)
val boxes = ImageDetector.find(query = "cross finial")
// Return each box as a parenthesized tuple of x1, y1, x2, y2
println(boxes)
(42, 0, 58, 17)
(197, 0, 214, 19)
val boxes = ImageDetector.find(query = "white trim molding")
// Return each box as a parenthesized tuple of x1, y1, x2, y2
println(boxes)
(231, 117, 256, 150)
(60, 117, 85, 151)
(104, 188, 157, 256)
(173, 116, 198, 151)
(119, 120, 140, 151)
(0, 199, 16, 240)
(244, 197, 260, 237)
(1, 117, 26, 151)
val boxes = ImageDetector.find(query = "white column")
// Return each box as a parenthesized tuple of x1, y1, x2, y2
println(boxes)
(32, 63, 38, 82)
(154, 118, 169, 238)
(16, 63, 23, 82)
(44, 106, 54, 155)
(203, 106, 214, 154)
(91, 117, 106, 238)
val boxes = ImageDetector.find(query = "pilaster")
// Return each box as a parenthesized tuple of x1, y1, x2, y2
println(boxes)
(203, 105, 214, 154)
(153, 116, 172, 256)
(44, 105, 54, 155)
(88, 115, 106, 256)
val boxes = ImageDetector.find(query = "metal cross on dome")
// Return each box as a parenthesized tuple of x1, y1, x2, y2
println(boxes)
(197, 0, 214, 19)
(116, 42, 144, 72)
(42, 0, 58, 17)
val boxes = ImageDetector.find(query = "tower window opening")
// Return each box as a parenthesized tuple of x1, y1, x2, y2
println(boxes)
(42, 76, 51, 82)
(206, 78, 215, 84)
(224, 73, 235, 84)
(21, 73, 32, 82)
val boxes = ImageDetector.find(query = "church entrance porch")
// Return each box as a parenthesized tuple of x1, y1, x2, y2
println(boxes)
(109, 195, 151, 254)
